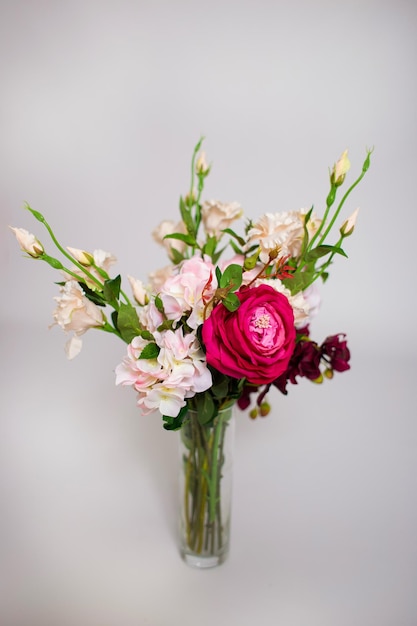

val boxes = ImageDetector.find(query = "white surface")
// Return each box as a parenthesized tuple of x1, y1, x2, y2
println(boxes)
(1, 1, 417, 624)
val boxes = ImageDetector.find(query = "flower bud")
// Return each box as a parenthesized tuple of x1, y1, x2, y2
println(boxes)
(312, 373, 323, 384)
(331, 150, 350, 186)
(9, 226, 44, 258)
(128, 275, 149, 306)
(67, 246, 94, 266)
(196, 151, 210, 175)
(249, 408, 258, 419)
(340, 207, 359, 237)
(324, 368, 334, 379)
(259, 402, 271, 417)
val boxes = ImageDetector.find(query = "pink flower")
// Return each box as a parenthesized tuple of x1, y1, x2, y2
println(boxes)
(52, 280, 105, 358)
(9, 226, 44, 257)
(202, 284, 296, 385)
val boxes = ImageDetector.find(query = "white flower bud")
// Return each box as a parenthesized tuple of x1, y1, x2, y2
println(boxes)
(340, 207, 359, 237)
(331, 150, 350, 186)
(9, 226, 44, 258)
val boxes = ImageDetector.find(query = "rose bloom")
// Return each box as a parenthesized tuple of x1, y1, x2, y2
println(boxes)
(202, 283, 296, 385)
(201, 200, 243, 238)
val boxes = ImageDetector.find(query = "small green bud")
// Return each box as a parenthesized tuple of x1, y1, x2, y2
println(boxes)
(324, 368, 334, 379)
(312, 373, 323, 384)
(326, 185, 337, 207)
(259, 402, 271, 417)
(249, 408, 258, 419)
(362, 147, 373, 173)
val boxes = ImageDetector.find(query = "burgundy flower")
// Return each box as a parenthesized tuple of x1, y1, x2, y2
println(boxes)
(321, 334, 350, 372)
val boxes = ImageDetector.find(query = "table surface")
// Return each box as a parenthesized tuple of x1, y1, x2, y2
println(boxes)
(1, 321, 416, 626)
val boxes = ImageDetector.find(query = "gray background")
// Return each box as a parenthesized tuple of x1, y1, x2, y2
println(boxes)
(1, 1, 416, 625)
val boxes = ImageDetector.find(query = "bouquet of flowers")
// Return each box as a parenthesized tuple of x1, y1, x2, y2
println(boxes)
(10, 139, 371, 567)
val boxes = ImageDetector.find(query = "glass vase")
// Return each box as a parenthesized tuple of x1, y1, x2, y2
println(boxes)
(178, 405, 235, 569)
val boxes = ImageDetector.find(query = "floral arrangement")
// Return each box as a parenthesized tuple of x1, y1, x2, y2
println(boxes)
(10, 139, 372, 566)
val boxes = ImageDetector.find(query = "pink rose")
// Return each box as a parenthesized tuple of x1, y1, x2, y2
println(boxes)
(202, 284, 296, 385)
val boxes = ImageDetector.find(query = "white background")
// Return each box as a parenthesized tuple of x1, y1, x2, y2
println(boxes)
(1, 1, 416, 625)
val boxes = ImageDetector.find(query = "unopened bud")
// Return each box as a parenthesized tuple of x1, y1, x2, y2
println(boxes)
(185, 190, 197, 207)
(312, 373, 323, 384)
(67, 246, 94, 266)
(259, 402, 271, 417)
(9, 226, 44, 258)
(331, 149, 350, 186)
(249, 408, 258, 419)
(196, 151, 210, 175)
(340, 207, 359, 237)
(324, 368, 334, 379)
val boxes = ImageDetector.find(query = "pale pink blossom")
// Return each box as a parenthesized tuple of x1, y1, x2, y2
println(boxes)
(247, 209, 320, 262)
(128, 275, 149, 306)
(152, 220, 188, 260)
(201, 200, 243, 238)
(52, 280, 105, 358)
(148, 265, 173, 292)
(63, 248, 117, 289)
(9, 227, 44, 257)
(159, 255, 217, 328)
(115, 326, 212, 417)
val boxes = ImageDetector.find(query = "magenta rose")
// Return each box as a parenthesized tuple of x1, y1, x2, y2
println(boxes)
(202, 284, 296, 385)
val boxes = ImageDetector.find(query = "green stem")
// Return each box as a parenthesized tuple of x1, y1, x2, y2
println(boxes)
(317, 170, 367, 247)
(36, 215, 104, 290)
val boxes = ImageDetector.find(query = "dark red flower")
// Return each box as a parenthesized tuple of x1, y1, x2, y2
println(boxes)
(321, 334, 350, 372)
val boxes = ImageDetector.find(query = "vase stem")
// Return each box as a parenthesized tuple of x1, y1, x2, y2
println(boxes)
(178, 406, 235, 568)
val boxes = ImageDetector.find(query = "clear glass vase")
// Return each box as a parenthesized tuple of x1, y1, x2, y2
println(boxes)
(178, 405, 235, 569)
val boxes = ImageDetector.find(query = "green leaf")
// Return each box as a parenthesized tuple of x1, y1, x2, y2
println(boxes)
(229, 239, 243, 256)
(202, 235, 217, 258)
(195, 393, 215, 425)
(304, 245, 347, 262)
(170, 247, 185, 265)
(164, 232, 197, 246)
(78, 282, 107, 306)
(221, 228, 245, 246)
(220, 264, 242, 291)
(211, 375, 229, 399)
(223, 292, 240, 311)
(103, 275, 121, 305)
(162, 405, 188, 431)
(215, 266, 222, 284)
(117, 303, 142, 343)
(283, 271, 315, 294)
(139, 343, 160, 360)
(157, 319, 175, 332)
(154, 295, 165, 313)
